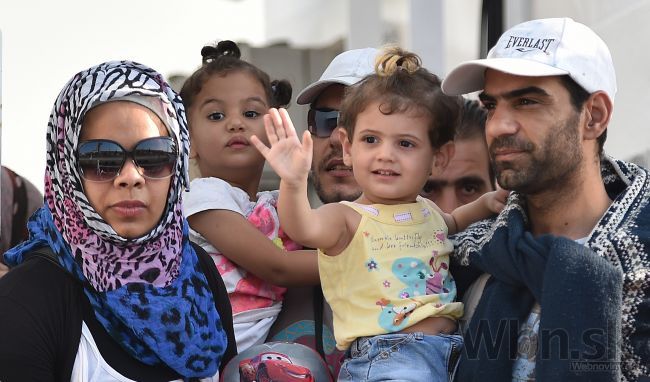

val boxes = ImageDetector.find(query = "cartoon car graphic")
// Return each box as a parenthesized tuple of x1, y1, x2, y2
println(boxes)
(238, 351, 314, 382)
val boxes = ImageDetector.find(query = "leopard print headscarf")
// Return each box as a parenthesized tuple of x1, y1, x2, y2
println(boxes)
(5, 61, 228, 377)
(47, 60, 190, 291)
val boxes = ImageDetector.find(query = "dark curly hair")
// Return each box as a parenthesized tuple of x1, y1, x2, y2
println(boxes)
(180, 40, 292, 111)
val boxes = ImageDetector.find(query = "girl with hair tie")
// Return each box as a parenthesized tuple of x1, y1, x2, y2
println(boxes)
(253, 46, 507, 381)
(180, 40, 319, 353)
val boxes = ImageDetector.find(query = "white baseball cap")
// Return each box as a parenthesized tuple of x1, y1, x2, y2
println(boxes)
(442, 18, 617, 102)
(296, 47, 379, 105)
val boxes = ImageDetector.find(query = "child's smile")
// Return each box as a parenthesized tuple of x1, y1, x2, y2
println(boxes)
(342, 101, 435, 205)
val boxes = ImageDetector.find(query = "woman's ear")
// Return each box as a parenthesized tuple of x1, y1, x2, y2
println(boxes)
(433, 141, 455, 170)
(339, 128, 353, 167)
(582, 91, 612, 141)
(189, 134, 198, 159)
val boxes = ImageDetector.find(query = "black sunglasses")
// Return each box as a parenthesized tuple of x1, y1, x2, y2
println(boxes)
(77, 137, 178, 182)
(307, 107, 340, 138)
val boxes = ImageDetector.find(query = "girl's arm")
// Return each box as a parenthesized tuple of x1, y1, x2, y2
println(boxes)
(252, 108, 349, 252)
(189, 209, 319, 286)
(436, 188, 509, 235)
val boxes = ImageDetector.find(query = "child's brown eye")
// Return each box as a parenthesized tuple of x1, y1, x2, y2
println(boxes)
(208, 112, 224, 121)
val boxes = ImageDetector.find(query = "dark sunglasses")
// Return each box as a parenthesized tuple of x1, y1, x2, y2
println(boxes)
(77, 137, 178, 182)
(307, 107, 340, 138)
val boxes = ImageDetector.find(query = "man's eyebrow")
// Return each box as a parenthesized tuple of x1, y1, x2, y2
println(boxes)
(454, 175, 489, 186)
(424, 179, 447, 188)
(480, 86, 550, 102)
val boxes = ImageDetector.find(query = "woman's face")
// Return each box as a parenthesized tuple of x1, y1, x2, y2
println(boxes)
(79, 101, 172, 239)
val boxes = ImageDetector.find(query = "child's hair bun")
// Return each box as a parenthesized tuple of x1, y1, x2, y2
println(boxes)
(270, 79, 292, 108)
(375, 46, 421, 77)
(201, 40, 241, 64)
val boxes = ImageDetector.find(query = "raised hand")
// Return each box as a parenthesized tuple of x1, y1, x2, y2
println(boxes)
(251, 108, 313, 187)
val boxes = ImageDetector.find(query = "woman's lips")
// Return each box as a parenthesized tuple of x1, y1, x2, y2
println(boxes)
(111, 200, 146, 217)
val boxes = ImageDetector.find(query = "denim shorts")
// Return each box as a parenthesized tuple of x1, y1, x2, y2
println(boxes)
(337, 332, 463, 382)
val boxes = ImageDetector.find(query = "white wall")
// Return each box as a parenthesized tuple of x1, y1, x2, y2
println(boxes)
(1, 0, 648, 192)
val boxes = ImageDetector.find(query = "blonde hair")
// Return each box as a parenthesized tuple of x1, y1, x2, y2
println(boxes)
(375, 45, 421, 76)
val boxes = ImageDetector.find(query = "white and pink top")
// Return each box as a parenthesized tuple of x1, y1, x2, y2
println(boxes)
(183, 177, 301, 352)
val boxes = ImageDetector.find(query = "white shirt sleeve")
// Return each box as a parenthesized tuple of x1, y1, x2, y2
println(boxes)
(183, 177, 251, 218)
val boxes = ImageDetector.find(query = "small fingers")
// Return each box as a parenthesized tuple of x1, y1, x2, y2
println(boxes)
(269, 108, 288, 140)
(302, 130, 313, 163)
(278, 108, 298, 139)
(493, 200, 506, 213)
(496, 187, 510, 204)
(263, 113, 279, 145)
(250, 135, 270, 157)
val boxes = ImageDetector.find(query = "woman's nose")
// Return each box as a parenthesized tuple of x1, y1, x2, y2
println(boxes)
(114, 159, 144, 188)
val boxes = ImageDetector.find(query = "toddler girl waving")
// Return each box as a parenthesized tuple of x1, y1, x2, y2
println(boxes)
(253, 46, 506, 381)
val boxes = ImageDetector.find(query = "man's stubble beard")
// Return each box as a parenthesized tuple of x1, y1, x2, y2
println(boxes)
(310, 169, 362, 204)
(491, 112, 583, 195)
(311, 147, 361, 204)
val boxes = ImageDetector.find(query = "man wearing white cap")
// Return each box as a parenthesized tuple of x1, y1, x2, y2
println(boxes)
(443, 18, 649, 381)
(296, 47, 378, 203)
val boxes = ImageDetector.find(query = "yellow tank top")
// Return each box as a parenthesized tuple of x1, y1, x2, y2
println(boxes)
(318, 197, 464, 350)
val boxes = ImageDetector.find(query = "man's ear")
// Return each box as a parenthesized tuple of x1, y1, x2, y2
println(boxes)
(433, 141, 455, 171)
(583, 91, 612, 141)
(339, 128, 353, 167)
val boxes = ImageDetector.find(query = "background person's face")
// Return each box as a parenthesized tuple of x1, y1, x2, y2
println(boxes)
(482, 70, 584, 194)
(80, 101, 172, 239)
(310, 84, 361, 203)
(422, 137, 494, 213)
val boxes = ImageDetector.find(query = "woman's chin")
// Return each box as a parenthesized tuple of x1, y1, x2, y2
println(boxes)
(111, 223, 156, 240)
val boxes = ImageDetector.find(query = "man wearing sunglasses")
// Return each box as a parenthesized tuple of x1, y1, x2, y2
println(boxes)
(266, 48, 378, 378)
(295, 48, 378, 204)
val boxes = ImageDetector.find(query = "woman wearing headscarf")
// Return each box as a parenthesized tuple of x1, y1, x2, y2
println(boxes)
(0, 61, 237, 381)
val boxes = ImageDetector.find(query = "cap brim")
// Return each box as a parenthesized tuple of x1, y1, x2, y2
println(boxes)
(296, 77, 361, 105)
(441, 58, 569, 96)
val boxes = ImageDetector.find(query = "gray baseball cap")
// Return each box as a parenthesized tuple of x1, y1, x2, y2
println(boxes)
(296, 47, 379, 105)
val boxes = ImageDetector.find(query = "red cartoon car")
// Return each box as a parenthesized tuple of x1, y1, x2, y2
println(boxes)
(239, 351, 314, 382)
